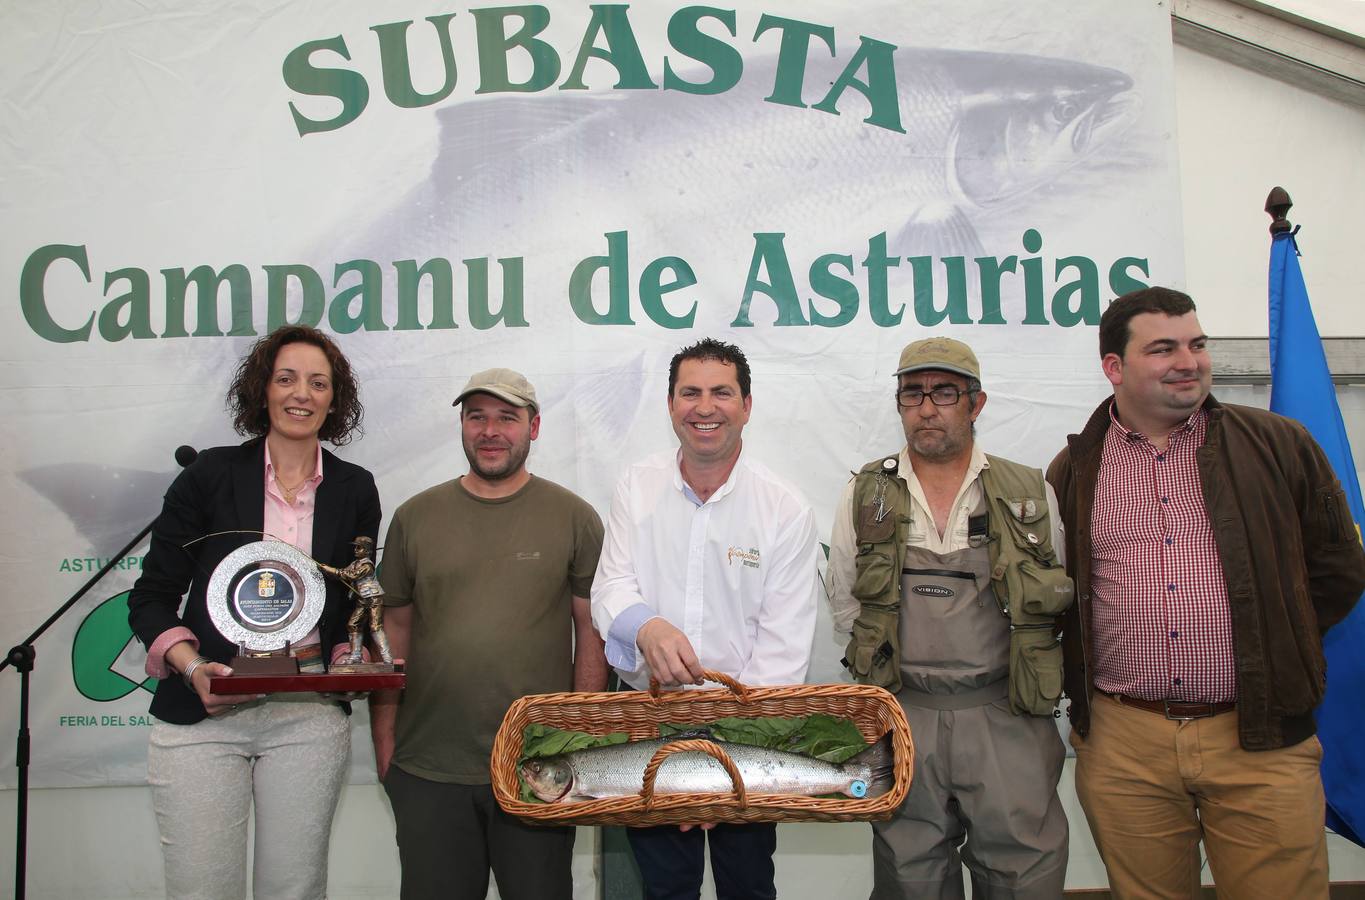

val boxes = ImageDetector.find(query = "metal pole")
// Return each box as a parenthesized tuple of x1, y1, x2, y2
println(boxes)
(10, 646, 34, 900)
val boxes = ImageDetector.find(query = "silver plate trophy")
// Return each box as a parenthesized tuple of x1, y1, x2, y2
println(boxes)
(206, 540, 326, 673)
(205, 538, 406, 694)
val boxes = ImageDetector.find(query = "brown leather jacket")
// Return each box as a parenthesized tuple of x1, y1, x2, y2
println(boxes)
(1047, 395, 1365, 750)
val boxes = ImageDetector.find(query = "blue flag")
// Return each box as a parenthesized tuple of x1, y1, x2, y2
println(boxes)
(1268, 228, 1365, 846)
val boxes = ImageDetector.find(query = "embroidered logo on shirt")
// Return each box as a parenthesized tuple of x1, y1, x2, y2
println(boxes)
(912, 584, 954, 598)
(726, 547, 761, 569)
(514, 551, 541, 561)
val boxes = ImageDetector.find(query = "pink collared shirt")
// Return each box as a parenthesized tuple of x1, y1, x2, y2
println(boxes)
(263, 442, 324, 559)
(1089, 406, 1237, 703)
(144, 443, 326, 677)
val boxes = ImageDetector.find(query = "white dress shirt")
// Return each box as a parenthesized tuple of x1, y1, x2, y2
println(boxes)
(591, 446, 820, 690)
(827, 444, 1064, 634)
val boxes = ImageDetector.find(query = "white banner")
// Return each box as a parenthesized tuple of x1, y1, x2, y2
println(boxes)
(0, 0, 1183, 787)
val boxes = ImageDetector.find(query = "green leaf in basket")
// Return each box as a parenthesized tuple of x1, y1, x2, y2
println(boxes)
(660, 716, 795, 745)
(785, 714, 871, 764)
(659, 714, 868, 763)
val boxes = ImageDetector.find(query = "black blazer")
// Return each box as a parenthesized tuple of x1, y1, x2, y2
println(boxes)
(127, 439, 381, 724)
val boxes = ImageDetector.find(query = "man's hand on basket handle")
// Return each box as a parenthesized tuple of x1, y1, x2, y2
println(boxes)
(638, 619, 717, 829)
(638, 618, 704, 686)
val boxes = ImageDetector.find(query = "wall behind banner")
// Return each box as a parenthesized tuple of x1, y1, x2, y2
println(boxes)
(0, 0, 1181, 790)
(1175, 41, 1365, 337)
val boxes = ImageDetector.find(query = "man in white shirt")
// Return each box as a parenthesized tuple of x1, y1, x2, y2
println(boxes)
(592, 338, 819, 900)
(827, 338, 1071, 899)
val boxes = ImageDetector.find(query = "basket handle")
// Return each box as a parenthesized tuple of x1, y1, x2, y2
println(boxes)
(648, 669, 750, 701)
(639, 738, 748, 810)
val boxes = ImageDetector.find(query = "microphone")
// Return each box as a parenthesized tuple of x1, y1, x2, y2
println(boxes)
(175, 445, 198, 468)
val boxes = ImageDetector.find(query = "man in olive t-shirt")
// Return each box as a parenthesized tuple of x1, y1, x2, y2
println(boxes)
(369, 368, 606, 900)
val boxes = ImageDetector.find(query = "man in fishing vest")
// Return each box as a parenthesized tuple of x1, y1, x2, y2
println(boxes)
(827, 337, 1073, 899)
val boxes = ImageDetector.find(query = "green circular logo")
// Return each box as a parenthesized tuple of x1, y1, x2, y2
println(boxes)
(70, 591, 157, 702)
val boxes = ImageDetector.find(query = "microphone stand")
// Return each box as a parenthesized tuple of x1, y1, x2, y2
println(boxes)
(1, 446, 195, 900)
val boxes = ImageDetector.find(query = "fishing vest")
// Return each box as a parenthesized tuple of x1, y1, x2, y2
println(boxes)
(842, 453, 1075, 716)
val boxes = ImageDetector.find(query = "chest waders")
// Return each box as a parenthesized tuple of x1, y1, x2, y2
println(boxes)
(841, 454, 1075, 716)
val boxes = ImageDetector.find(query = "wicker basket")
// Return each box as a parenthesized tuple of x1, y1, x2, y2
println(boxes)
(490, 670, 913, 826)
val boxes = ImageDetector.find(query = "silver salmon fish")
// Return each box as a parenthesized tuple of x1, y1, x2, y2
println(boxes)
(519, 732, 895, 803)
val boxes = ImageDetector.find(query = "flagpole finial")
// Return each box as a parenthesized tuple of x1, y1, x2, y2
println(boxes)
(1266, 187, 1293, 234)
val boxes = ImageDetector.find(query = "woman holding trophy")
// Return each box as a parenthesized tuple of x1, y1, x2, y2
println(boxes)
(127, 324, 381, 900)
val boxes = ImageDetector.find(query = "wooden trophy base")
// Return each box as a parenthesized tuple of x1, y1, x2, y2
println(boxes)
(211, 658, 406, 694)
(227, 652, 299, 676)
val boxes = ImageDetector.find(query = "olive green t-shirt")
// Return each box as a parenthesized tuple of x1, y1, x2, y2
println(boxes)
(378, 475, 603, 783)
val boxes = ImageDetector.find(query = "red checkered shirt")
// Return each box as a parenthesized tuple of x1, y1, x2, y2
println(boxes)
(1089, 405, 1237, 702)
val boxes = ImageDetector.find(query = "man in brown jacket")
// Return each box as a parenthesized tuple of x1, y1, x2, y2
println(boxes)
(1047, 286, 1365, 899)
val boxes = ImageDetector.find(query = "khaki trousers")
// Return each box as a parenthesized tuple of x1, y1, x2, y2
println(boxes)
(1072, 692, 1328, 900)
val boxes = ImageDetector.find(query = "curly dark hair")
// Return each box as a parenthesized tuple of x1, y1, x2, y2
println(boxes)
(226, 325, 364, 445)
(668, 338, 752, 398)
(1099, 287, 1197, 359)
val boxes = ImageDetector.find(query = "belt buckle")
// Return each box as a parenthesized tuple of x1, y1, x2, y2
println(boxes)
(1162, 699, 1207, 721)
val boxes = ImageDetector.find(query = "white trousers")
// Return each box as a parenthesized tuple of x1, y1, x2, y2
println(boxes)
(147, 695, 350, 900)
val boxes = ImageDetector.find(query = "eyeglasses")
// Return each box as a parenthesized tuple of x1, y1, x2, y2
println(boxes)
(896, 386, 973, 409)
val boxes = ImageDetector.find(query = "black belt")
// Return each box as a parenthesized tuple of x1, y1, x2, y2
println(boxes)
(1103, 691, 1235, 721)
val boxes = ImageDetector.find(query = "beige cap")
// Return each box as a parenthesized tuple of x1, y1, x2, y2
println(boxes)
(453, 368, 538, 412)
(895, 337, 980, 381)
